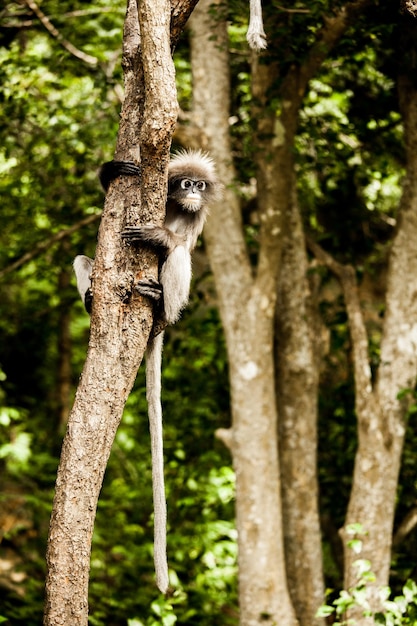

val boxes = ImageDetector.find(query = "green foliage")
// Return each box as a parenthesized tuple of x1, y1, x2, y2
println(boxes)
(318, 562, 417, 625)
(297, 50, 402, 261)
(319, 532, 417, 624)
(1, 0, 417, 624)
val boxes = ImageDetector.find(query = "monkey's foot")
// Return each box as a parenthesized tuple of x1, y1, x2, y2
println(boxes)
(135, 278, 162, 301)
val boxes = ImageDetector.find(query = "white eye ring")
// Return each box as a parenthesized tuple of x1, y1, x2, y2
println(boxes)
(196, 181, 206, 191)
(181, 179, 193, 189)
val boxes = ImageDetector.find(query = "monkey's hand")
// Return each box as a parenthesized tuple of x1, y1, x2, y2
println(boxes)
(99, 161, 141, 192)
(122, 225, 182, 254)
(135, 278, 162, 302)
(136, 278, 167, 336)
(121, 225, 158, 241)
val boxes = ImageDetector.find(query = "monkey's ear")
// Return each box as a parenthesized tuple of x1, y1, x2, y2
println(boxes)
(99, 161, 141, 192)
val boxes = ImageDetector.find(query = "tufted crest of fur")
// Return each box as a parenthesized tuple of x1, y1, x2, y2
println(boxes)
(168, 150, 222, 200)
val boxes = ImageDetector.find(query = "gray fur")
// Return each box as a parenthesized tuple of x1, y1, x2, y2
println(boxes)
(73, 149, 221, 594)
(73, 255, 93, 303)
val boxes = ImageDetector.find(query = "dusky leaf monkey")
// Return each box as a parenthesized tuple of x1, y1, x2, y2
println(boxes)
(74, 150, 222, 593)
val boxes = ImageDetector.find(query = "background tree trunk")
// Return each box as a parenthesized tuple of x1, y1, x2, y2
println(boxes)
(276, 189, 325, 626)
(188, 2, 373, 624)
(341, 19, 417, 619)
(189, 2, 298, 625)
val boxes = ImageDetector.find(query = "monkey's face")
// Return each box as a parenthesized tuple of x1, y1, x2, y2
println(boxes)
(169, 177, 208, 212)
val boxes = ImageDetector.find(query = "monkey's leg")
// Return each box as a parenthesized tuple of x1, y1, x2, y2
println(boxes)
(137, 279, 167, 336)
(73, 255, 94, 313)
(99, 161, 141, 191)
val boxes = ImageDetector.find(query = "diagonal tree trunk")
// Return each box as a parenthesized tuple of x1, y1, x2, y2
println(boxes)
(44, 0, 181, 623)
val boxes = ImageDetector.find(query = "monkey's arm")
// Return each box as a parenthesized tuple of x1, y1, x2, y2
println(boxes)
(122, 227, 191, 325)
(122, 225, 185, 255)
(99, 161, 141, 192)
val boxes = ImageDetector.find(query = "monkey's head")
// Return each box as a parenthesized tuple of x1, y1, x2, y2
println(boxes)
(168, 149, 222, 213)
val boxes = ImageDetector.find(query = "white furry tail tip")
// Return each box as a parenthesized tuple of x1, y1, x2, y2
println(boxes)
(156, 566, 169, 595)
(246, 0, 267, 51)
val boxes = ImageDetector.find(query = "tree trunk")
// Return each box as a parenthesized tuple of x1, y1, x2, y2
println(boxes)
(188, 3, 298, 625)
(276, 189, 325, 626)
(341, 35, 417, 618)
(188, 2, 373, 624)
(44, 1, 178, 623)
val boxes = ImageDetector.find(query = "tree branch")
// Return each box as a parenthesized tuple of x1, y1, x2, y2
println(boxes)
(276, 5, 310, 12)
(22, 0, 99, 66)
(170, 0, 200, 50)
(215, 427, 233, 451)
(307, 237, 374, 414)
(282, 0, 374, 110)
(0, 214, 100, 279)
(393, 505, 417, 546)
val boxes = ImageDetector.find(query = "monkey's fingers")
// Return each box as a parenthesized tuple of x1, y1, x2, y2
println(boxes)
(136, 278, 162, 302)
(99, 161, 141, 191)
(121, 226, 155, 241)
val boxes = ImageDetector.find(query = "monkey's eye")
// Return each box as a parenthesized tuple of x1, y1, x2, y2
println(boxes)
(195, 181, 206, 191)
(181, 179, 193, 189)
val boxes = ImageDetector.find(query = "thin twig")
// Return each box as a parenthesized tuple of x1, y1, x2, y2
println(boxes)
(276, 5, 310, 13)
(23, 0, 99, 66)
(393, 505, 417, 546)
(0, 213, 100, 279)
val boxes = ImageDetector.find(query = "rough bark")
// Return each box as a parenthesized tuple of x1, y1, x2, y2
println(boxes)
(44, 0, 178, 624)
(170, 0, 200, 50)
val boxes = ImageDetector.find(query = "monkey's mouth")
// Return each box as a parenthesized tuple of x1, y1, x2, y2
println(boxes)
(183, 194, 201, 211)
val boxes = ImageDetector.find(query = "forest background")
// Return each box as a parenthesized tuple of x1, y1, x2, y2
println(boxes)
(1, 0, 417, 625)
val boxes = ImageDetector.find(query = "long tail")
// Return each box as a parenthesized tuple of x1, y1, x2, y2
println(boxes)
(246, 0, 267, 51)
(146, 331, 169, 594)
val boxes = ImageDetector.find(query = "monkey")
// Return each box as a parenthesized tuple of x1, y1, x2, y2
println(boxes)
(73, 149, 222, 594)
